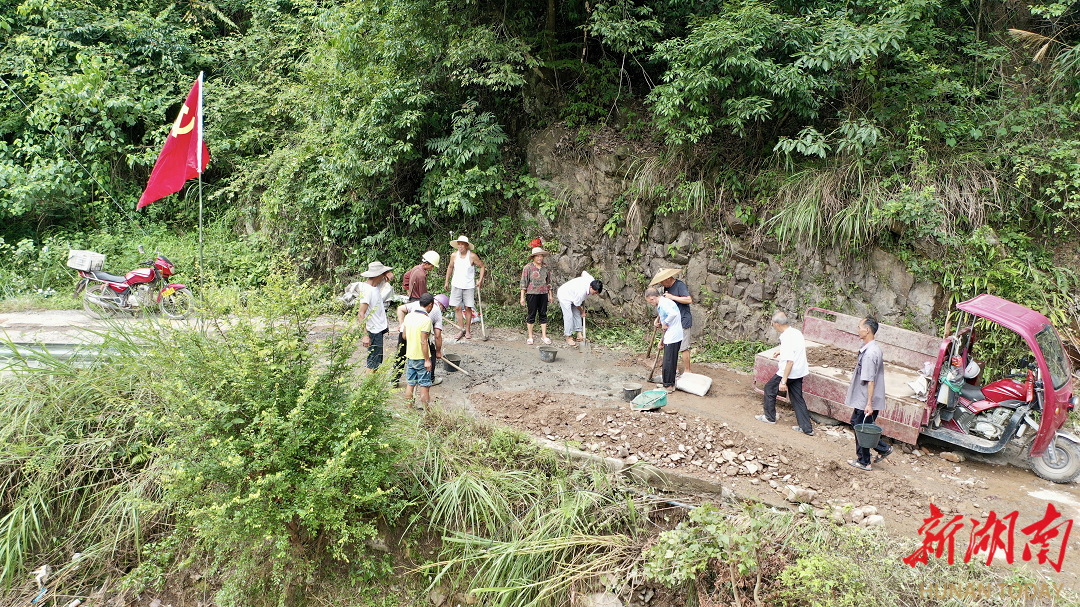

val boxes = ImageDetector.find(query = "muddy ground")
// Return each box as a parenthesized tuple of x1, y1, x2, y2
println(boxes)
(5, 310, 1080, 589)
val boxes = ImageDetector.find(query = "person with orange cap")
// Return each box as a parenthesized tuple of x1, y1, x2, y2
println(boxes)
(519, 246, 553, 345)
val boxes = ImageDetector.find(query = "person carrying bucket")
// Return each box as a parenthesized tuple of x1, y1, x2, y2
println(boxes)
(847, 317, 894, 471)
(443, 235, 486, 340)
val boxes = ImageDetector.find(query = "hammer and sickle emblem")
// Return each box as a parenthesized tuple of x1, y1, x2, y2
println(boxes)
(170, 103, 195, 137)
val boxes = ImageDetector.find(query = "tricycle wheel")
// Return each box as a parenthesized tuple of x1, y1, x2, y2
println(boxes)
(1031, 439, 1080, 484)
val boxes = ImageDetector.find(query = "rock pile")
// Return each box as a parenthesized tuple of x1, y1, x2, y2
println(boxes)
(814, 502, 885, 527)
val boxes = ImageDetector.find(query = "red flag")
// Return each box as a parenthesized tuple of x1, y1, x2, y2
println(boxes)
(137, 75, 209, 209)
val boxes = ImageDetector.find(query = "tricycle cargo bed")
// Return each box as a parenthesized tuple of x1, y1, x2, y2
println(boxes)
(754, 308, 941, 445)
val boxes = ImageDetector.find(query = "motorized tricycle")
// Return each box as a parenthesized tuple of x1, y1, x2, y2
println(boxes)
(754, 295, 1080, 483)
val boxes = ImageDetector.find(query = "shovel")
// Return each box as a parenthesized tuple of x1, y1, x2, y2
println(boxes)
(645, 324, 658, 359)
(579, 314, 591, 353)
(476, 286, 490, 341)
(647, 335, 662, 383)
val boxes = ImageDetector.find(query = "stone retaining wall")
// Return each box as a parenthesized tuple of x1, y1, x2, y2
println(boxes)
(521, 125, 943, 342)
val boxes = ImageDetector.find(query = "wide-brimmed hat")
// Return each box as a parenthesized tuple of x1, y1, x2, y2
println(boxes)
(530, 247, 547, 258)
(450, 235, 474, 250)
(422, 251, 440, 267)
(648, 267, 682, 286)
(361, 261, 393, 278)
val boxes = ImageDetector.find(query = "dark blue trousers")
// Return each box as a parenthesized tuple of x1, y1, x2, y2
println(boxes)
(850, 408, 891, 466)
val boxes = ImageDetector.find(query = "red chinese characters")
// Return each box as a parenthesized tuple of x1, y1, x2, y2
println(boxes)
(903, 504, 966, 567)
(905, 503, 1072, 572)
(1021, 504, 1073, 572)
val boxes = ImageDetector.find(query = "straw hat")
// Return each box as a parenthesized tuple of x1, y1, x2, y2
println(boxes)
(422, 250, 440, 267)
(361, 260, 393, 278)
(648, 267, 682, 286)
(530, 246, 547, 259)
(450, 235, 474, 250)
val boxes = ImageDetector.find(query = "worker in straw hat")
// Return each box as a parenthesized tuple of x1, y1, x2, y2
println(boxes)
(403, 251, 440, 303)
(356, 260, 394, 372)
(443, 235, 486, 340)
(519, 246, 553, 345)
(650, 267, 694, 376)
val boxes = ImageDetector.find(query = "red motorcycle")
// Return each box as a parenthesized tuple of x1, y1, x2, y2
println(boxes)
(71, 246, 193, 319)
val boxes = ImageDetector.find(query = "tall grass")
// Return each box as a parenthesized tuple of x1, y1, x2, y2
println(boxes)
(401, 409, 660, 607)
(0, 329, 169, 597)
(0, 274, 398, 606)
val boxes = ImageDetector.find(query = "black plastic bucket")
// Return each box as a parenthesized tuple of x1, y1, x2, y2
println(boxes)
(853, 423, 883, 449)
(443, 354, 462, 372)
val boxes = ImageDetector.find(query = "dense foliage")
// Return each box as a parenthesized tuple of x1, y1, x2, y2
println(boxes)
(1, 0, 1079, 335)
(0, 278, 399, 605)
(4, 0, 1080, 320)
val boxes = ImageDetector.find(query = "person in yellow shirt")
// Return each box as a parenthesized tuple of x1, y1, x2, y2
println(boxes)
(401, 293, 435, 409)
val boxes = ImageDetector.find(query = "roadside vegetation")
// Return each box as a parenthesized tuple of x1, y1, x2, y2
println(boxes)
(2, 288, 1077, 606)
(5, 0, 1080, 603)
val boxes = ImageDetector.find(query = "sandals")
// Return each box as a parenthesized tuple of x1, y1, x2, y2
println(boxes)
(542, 337, 552, 345)
(565, 338, 576, 346)
(527, 338, 534, 345)
(847, 460, 872, 471)
(873, 447, 894, 464)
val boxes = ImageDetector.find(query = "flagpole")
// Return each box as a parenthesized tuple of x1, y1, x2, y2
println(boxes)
(197, 71, 205, 305)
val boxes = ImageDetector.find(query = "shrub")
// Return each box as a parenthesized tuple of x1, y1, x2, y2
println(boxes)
(152, 273, 398, 605)
(778, 554, 864, 607)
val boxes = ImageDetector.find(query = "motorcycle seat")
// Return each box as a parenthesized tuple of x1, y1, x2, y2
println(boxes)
(91, 271, 127, 283)
(960, 383, 985, 401)
(996, 399, 1024, 410)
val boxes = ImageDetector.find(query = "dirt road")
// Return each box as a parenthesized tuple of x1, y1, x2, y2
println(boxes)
(428, 325, 1080, 589)
(6, 309, 1080, 588)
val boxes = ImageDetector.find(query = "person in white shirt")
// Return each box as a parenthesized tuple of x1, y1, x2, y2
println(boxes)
(355, 261, 393, 372)
(556, 271, 602, 346)
(645, 287, 683, 392)
(443, 235, 486, 340)
(756, 311, 813, 435)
